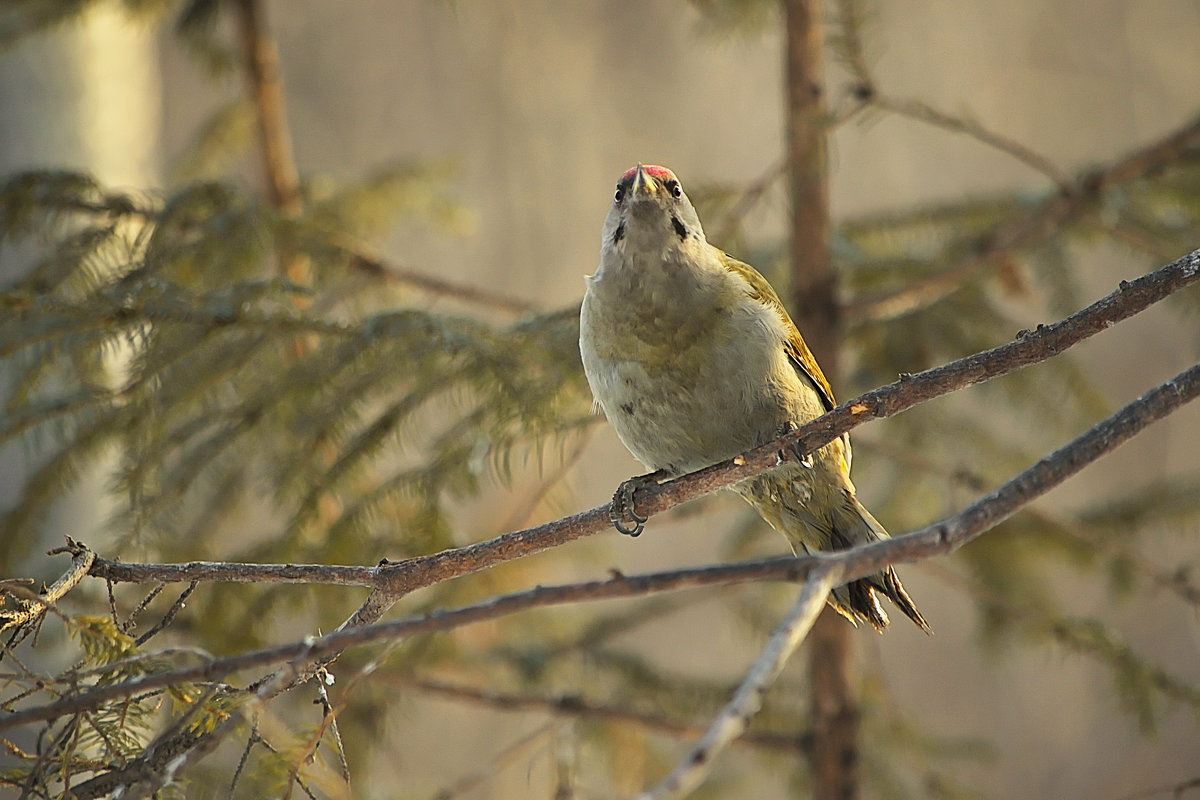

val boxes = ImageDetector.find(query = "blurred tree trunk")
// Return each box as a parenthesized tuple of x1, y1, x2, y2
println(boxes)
(0, 5, 160, 562)
(782, 1, 860, 798)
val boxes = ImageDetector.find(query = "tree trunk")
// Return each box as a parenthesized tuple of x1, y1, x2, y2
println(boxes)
(0, 4, 160, 563)
(782, 1, 860, 798)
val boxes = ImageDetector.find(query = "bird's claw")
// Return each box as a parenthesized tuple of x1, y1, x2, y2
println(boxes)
(609, 472, 661, 537)
(611, 509, 645, 537)
(777, 421, 813, 468)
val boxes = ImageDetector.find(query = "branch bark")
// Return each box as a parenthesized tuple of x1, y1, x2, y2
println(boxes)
(0, 539, 93, 631)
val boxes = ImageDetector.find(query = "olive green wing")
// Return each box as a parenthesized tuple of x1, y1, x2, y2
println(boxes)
(718, 251, 851, 466)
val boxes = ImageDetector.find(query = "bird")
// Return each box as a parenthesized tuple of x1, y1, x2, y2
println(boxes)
(578, 163, 930, 633)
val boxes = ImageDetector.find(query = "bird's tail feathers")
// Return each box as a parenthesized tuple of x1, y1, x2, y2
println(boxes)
(826, 493, 932, 634)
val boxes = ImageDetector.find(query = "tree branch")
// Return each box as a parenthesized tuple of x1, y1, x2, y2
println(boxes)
(88, 558, 380, 587)
(635, 565, 838, 800)
(0, 540, 93, 632)
(344, 245, 538, 315)
(846, 111, 1200, 323)
(81, 253, 1198, 602)
(10, 350, 1200, 734)
(28, 191, 539, 315)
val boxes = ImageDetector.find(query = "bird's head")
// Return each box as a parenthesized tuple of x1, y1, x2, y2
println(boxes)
(601, 164, 706, 254)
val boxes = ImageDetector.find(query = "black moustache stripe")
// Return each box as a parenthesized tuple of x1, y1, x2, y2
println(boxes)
(671, 216, 688, 239)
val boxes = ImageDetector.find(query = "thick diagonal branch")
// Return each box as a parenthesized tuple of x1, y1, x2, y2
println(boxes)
(85, 250, 1200, 601)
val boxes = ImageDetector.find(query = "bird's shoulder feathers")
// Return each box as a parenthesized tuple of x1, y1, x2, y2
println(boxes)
(716, 250, 838, 413)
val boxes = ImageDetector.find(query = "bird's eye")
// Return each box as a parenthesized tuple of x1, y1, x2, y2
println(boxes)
(666, 180, 682, 199)
(614, 186, 625, 203)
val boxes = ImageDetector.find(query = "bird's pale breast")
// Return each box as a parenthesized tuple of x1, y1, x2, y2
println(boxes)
(580, 254, 809, 475)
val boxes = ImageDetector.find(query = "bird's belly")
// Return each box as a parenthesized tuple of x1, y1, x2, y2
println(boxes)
(587, 344, 790, 476)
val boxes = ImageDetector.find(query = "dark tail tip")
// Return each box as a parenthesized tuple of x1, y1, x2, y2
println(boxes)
(831, 568, 932, 634)
(882, 566, 932, 634)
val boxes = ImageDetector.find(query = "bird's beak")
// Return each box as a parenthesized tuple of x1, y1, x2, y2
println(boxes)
(631, 164, 658, 200)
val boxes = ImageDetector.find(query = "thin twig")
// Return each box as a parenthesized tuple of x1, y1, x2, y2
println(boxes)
(134, 581, 198, 646)
(122, 583, 165, 635)
(847, 112, 1200, 323)
(105, 578, 119, 629)
(635, 565, 838, 800)
(256, 734, 319, 800)
(314, 669, 351, 789)
(388, 675, 809, 755)
(831, 0, 1069, 189)
(228, 728, 261, 797)
(0, 541, 94, 633)
(280, 669, 353, 797)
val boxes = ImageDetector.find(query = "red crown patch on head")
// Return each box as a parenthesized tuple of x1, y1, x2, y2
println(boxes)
(620, 164, 676, 181)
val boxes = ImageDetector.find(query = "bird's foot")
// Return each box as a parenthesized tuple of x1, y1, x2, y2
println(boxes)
(776, 422, 813, 468)
(609, 470, 666, 537)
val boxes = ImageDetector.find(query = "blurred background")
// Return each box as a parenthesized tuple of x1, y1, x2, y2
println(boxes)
(2, 2, 1199, 798)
